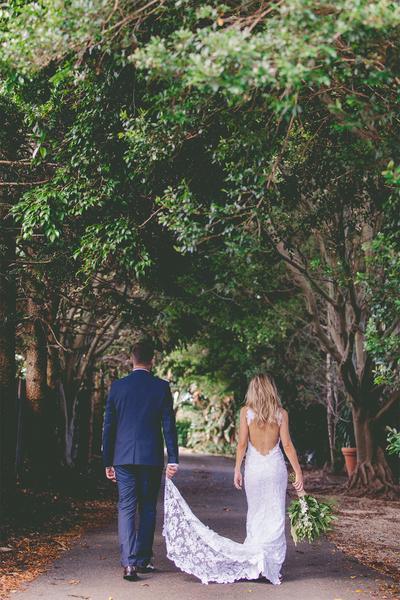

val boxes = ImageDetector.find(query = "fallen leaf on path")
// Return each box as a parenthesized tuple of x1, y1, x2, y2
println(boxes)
(0, 547, 13, 552)
(68, 579, 80, 585)
(55, 541, 68, 550)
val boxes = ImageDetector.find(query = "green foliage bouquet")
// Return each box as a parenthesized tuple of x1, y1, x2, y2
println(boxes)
(288, 492, 335, 545)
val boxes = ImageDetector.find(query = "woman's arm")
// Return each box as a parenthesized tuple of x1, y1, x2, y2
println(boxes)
(234, 407, 249, 490)
(280, 409, 304, 494)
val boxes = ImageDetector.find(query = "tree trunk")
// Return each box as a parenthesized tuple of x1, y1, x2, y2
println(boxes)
(46, 345, 69, 473)
(24, 295, 49, 485)
(90, 369, 106, 459)
(64, 389, 79, 467)
(15, 378, 25, 474)
(348, 404, 396, 497)
(0, 188, 17, 515)
(76, 371, 94, 469)
(25, 296, 48, 414)
(326, 354, 335, 468)
(88, 370, 103, 463)
(276, 222, 398, 495)
(45, 291, 73, 472)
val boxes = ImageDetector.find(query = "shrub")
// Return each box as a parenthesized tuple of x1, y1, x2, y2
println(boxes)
(176, 420, 191, 448)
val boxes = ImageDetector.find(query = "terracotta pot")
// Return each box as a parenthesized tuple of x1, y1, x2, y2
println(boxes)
(341, 447, 357, 477)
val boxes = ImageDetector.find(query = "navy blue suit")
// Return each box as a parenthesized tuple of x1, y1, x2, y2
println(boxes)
(102, 369, 179, 567)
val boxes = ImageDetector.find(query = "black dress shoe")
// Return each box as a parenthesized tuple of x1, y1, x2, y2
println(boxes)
(123, 566, 139, 581)
(136, 563, 156, 574)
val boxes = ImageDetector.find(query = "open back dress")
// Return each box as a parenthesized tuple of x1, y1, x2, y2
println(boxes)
(163, 408, 288, 585)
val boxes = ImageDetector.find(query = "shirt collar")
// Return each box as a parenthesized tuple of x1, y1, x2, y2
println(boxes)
(133, 367, 150, 372)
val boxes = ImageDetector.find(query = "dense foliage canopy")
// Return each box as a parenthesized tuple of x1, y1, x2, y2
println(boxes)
(0, 1, 399, 505)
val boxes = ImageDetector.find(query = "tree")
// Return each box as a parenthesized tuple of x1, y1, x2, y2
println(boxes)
(2, 0, 399, 494)
(0, 97, 25, 511)
(0, 10, 193, 475)
(129, 0, 400, 493)
(0, 181, 17, 511)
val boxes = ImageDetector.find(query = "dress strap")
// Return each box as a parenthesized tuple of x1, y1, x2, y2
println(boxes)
(246, 408, 255, 426)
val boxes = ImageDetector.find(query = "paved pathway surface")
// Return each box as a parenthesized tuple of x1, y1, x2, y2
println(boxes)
(13, 453, 393, 600)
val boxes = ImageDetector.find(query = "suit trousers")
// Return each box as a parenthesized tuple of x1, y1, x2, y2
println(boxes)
(115, 465, 163, 567)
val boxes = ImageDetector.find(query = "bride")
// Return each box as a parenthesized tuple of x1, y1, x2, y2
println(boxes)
(163, 373, 304, 585)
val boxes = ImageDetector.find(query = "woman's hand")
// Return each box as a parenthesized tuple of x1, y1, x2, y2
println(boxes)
(292, 471, 304, 496)
(234, 468, 243, 490)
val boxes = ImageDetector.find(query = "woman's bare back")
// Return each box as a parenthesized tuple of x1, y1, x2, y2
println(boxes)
(246, 408, 281, 455)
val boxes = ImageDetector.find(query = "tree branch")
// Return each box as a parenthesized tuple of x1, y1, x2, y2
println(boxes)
(274, 240, 340, 309)
(373, 389, 400, 422)
(94, 320, 123, 357)
(0, 180, 49, 186)
(0, 160, 58, 167)
(76, 314, 116, 385)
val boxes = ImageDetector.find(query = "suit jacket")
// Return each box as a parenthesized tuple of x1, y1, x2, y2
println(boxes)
(102, 369, 179, 467)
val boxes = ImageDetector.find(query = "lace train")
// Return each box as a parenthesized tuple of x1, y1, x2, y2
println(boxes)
(163, 445, 287, 587)
(163, 478, 265, 584)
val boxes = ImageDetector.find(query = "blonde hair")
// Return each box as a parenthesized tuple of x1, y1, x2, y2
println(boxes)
(245, 373, 282, 425)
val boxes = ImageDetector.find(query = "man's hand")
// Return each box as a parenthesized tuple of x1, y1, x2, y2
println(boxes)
(166, 464, 178, 479)
(105, 466, 117, 483)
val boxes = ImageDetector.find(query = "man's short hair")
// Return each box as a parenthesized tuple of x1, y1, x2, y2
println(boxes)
(132, 338, 155, 364)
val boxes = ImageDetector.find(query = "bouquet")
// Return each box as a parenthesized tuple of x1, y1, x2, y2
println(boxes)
(287, 475, 335, 544)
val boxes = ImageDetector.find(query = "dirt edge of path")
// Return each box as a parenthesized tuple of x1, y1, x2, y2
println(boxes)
(303, 469, 400, 594)
(0, 496, 115, 599)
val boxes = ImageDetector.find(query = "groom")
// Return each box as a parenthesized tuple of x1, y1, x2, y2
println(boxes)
(102, 338, 179, 581)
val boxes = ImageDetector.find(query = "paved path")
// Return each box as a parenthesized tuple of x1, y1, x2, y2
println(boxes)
(13, 453, 393, 600)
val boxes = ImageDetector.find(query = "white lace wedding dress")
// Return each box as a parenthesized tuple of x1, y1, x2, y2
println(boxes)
(163, 408, 287, 585)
